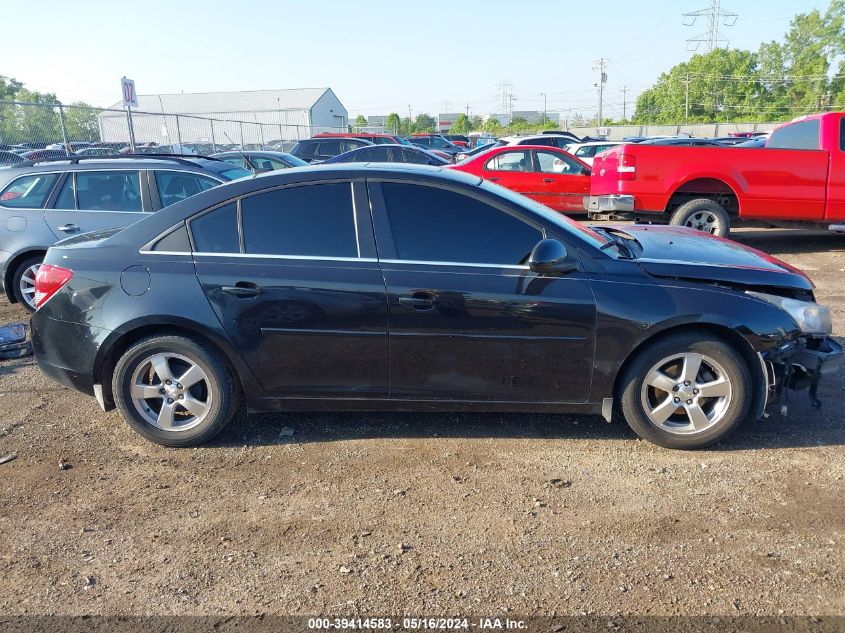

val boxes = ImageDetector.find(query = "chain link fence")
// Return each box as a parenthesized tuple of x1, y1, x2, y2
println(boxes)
(0, 100, 347, 158)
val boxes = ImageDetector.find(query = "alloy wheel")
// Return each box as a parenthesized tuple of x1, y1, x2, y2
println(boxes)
(18, 264, 40, 309)
(640, 352, 733, 435)
(129, 353, 213, 431)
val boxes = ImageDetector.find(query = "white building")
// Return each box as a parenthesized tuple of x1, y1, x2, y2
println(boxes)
(98, 87, 348, 145)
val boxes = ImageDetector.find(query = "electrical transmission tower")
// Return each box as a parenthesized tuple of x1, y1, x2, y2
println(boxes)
(496, 80, 513, 120)
(683, 0, 737, 52)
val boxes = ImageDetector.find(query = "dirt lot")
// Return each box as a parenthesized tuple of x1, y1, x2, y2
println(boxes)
(0, 228, 843, 618)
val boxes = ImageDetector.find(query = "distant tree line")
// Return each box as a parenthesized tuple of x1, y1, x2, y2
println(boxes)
(633, 1, 845, 124)
(0, 76, 102, 144)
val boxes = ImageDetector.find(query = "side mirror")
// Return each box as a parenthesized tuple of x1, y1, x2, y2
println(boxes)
(528, 239, 577, 274)
(581, 167, 592, 176)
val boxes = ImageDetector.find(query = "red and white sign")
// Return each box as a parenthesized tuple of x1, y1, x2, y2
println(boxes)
(121, 77, 138, 108)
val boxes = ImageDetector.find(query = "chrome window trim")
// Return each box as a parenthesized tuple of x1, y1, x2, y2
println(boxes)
(191, 252, 377, 263)
(138, 250, 192, 256)
(380, 259, 529, 270)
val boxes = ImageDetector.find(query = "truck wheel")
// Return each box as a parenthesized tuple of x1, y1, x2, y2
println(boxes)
(618, 330, 751, 449)
(669, 198, 730, 237)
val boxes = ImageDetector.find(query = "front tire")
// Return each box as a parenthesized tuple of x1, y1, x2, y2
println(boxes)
(112, 335, 240, 447)
(618, 331, 751, 449)
(669, 198, 731, 237)
(11, 255, 43, 312)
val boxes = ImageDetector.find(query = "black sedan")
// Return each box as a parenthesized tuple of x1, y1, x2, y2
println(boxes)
(210, 150, 308, 173)
(30, 165, 840, 449)
(322, 144, 449, 166)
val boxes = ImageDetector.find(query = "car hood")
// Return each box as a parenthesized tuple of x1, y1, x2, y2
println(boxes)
(605, 224, 814, 291)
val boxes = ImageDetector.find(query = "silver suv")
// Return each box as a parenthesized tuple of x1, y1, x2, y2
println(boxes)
(0, 155, 251, 310)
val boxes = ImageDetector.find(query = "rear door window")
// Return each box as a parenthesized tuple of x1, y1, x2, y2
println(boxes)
(75, 171, 142, 212)
(241, 183, 357, 257)
(190, 203, 239, 253)
(155, 171, 218, 208)
(485, 151, 529, 172)
(0, 173, 60, 208)
(767, 119, 821, 150)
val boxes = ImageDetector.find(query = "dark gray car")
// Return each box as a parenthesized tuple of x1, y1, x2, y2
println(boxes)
(0, 155, 251, 310)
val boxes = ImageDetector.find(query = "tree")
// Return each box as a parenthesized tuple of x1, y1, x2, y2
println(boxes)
(353, 114, 368, 128)
(450, 113, 470, 134)
(470, 115, 484, 129)
(412, 113, 436, 133)
(64, 103, 101, 142)
(385, 112, 401, 134)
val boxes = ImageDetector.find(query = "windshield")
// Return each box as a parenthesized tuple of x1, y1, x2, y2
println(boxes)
(479, 180, 610, 249)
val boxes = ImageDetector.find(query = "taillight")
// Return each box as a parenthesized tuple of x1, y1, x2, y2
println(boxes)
(34, 264, 73, 308)
(618, 154, 637, 181)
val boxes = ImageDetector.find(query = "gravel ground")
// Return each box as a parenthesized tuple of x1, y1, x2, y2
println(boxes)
(0, 228, 842, 618)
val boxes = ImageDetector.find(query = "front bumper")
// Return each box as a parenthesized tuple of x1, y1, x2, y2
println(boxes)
(766, 336, 843, 410)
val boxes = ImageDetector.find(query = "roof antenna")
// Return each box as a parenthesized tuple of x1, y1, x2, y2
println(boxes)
(223, 131, 252, 171)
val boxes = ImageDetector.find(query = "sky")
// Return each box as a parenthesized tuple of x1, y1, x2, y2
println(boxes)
(0, 0, 826, 120)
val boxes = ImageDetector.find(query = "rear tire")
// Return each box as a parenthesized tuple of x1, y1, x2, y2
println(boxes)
(112, 335, 240, 447)
(11, 255, 43, 312)
(669, 198, 731, 237)
(618, 330, 751, 449)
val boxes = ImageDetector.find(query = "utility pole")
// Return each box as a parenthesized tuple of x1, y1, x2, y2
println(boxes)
(540, 92, 547, 125)
(593, 58, 608, 127)
(465, 103, 470, 117)
(407, 104, 412, 134)
(684, 74, 692, 123)
(683, 0, 737, 52)
(619, 86, 629, 121)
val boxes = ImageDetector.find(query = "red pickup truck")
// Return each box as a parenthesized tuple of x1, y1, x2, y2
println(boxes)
(585, 112, 845, 236)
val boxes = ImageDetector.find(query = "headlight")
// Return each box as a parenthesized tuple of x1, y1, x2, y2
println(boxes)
(747, 291, 832, 334)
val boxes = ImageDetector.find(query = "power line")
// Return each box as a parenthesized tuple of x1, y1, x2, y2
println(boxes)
(683, 0, 738, 52)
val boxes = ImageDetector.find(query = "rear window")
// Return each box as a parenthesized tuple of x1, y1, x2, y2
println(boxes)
(155, 171, 218, 208)
(767, 119, 821, 150)
(0, 173, 60, 208)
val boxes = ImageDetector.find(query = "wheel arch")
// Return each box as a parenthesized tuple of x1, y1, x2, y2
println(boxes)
(665, 177, 743, 218)
(94, 316, 258, 408)
(611, 320, 766, 419)
(3, 248, 47, 303)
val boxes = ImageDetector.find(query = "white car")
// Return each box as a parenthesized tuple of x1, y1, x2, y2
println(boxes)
(501, 134, 579, 150)
(564, 141, 624, 166)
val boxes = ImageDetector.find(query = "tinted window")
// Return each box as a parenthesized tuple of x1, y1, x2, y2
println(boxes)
(191, 203, 239, 253)
(221, 156, 249, 169)
(525, 137, 554, 146)
(241, 183, 357, 257)
(402, 148, 434, 165)
(54, 174, 76, 209)
(316, 140, 342, 157)
(485, 151, 529, 172)
(151, 224, 191, 252)
(76, 171, 142, 212)
(291, 141, 316, 160)
(381, 183, 541, 265)
(0, 173, 60, 208)
(767, 119, 821, 150)
(535, 151, 583, 174)
(155, 171, 218, 208)
(355, 147, 390, 161)
(251, 157, 289, 171)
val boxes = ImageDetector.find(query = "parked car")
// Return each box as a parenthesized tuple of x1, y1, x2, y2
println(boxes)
(75, 147, 121, 157)
(290, 138, 374, 163)
(442, 134, 470, 147)
(0, 151, 24, 166)
(638, 137, 726, 147)
(564, 141, 624, 166)
(502, 134, 576, 150)
(211, 150, 308, 172)
(322, 144, 449, 166)
(586, 112, 845, 236)
(541, 130, 581, 143)
(407, 134, 465, 156)
(0, 155, 251, 311)
(30, 164, 840, 449)
(449, 145, 591, 213)
(21, 149, 69, 160)
(312, 132, 412, 146)
(454, 141, 506, 162)
(733, 135, 769, 148)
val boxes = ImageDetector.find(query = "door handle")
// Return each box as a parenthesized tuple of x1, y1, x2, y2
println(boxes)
(222, 282, 264, 298)
(57, 224, 80, 233)
(398, 292, 436, 310)
(488, 177, 500, 182)
(543, 178, 555, 183)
